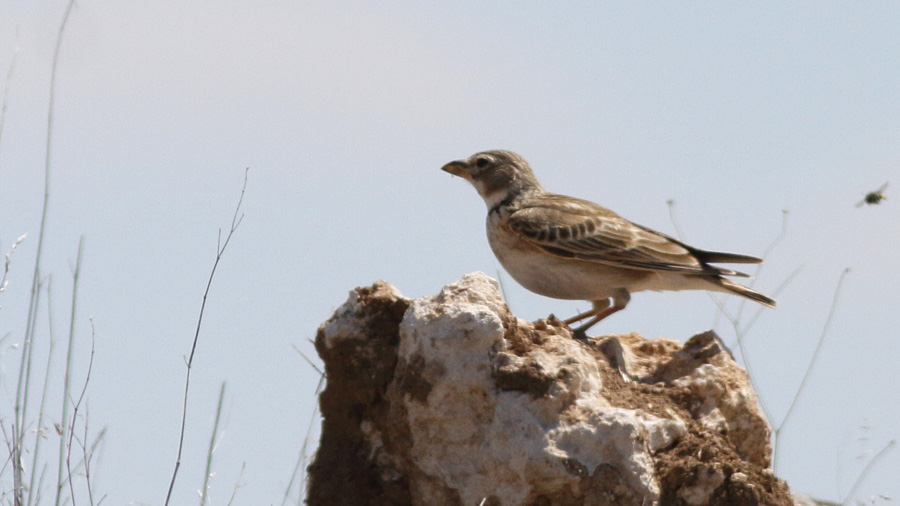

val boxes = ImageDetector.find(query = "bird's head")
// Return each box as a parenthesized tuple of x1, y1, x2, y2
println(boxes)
(441, 150, 544, 209)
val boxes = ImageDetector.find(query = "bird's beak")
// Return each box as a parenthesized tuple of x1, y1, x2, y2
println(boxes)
(441, 160, 468, 178)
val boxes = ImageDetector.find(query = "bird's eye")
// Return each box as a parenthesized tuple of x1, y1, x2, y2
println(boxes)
(475, 157, 490, 168)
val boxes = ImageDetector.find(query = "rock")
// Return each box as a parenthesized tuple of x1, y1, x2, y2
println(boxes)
(307, 273, 795, 506)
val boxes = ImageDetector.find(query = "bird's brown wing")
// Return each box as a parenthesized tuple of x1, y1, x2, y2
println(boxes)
(507, 194, 750, 277)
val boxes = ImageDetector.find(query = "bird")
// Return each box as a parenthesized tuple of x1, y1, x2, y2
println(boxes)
(441, 149, 776, 337)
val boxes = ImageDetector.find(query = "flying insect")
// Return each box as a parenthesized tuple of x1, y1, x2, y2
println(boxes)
(855, 182, 888, 207)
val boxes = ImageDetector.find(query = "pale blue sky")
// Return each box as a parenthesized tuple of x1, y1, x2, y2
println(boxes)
(2, 2, 898, 504)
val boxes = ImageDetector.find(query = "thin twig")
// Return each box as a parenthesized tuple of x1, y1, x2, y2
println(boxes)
(774, 268, 850, 471)
(65, 292, 94, 506)
(724, 265, 804, 426)
(291, 344, 324, 376)
(665, 200, 685, 240)
(734, 209, 789, 323)
(281, 372, 325, 506)
(81, 321, 98, 506)
(709, 290, 774, 424)
(56, 236, 84, 506)
(164, 169, 248, 506)
(35, 463, 48, 506)
(737, 265, 802, 337)
(80, 403, 94, 506)
(1, 421, 15, 480)
(200, 382, 227, 506)
(495, 269, 509, 305)
(710, 210, 790, 339)
(696, 211, 796, 425)
(57, 428, 106, 493)
(225, 462, 246, 506)
(842, 440, 896, 506)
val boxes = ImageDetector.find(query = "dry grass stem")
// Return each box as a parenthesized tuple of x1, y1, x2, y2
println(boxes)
(1, 235, 27, 299)
(225, 462, 246, 506)
(281, 370, 325, 506)
(842, 440, 896, 506)
(54, 236, 83, 506)
(0, 26, 20, 165)
(27, 275, 57, 506)
(200, 382, 227, 506)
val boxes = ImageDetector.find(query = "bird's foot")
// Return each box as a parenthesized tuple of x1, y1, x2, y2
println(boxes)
(571, 327, 591, 342)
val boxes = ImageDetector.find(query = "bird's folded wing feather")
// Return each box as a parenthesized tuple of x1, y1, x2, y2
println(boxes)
(507, 195, 745, 277)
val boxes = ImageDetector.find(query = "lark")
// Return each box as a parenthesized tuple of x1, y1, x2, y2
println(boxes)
(442, 150, 775, 336)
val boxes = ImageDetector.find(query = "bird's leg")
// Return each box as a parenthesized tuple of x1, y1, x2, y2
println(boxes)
(571, 316, 601, 340)
(563, 306, 601, 326)
(568, 299, 610, 340)
(570, 291, 631, 339)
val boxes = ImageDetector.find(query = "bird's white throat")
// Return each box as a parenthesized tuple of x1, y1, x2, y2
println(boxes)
(476, 182, 514, 211)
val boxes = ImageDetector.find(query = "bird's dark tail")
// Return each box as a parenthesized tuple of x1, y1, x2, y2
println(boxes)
(719, 278, 777, 308)
(695, 250, 763, 264)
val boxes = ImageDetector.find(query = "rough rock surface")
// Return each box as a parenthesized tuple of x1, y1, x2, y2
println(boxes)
(307, 273, 795, 506)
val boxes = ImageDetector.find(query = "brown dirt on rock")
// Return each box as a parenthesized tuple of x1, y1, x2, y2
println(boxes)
(308, 279, 794, 506)
(306, 282, 412, 506)
(573, 330, 793, 506)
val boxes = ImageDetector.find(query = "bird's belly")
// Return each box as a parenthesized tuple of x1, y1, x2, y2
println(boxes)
(487, 224, 643, 300)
